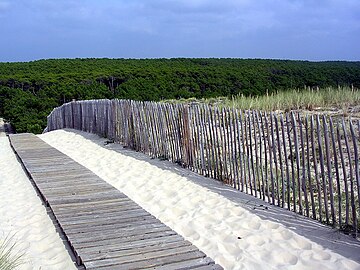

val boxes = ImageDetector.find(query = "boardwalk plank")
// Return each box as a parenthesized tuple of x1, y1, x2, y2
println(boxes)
(86, 250, 206, 270)
(8, 133, 220, 270)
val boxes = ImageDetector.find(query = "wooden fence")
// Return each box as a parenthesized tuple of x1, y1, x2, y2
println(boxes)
(47, 99, 360, 236)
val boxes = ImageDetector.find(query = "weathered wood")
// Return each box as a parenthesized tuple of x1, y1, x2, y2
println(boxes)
(47, 99, 360, 237)
(86, 250, 207, 270)
(205, 105, 216, 179)
(9, 134, 220, 269)
(220, 108, 229, 183)
(229, 108, 237, 188)
(311, 115, 322, 222)
(244, 111, 253, 194)
(323, 115, 336, 225)
(240, 110, 247, 192)
(274, 113, 285, 207)
(291, 112, 303, 214)
(280, 114, 291, 210)
(317, 115, 330, 224)
(234, 109, 242, 190)
(255, 111, 265, 200)
(270, 112, 279, 206)
(80, 240, 193, 262)
(77, 234, 184, 255)
(260, 111, 270, 200)
(329, 117, 341, 226)
(286, 113, 296, 212)
(337, 124, 349, 226)
(248, 111, 257, 197)
(350, 119, 360, 237)
(264, 112, 275, 204)
(298, 113, 309, 217)
(305, 116, 316, 219)
(342, 119, 357, 235)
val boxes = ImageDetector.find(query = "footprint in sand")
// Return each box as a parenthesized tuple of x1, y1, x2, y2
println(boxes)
(272, 228, 293, 241)
(179, 223, 196, 237)
(294, 238, 312, 250)
(273, 251, 299, 266)
(244, 234, 266, 246)
(312, 250, 332, 261)
(243, 218, 262, 230)
(265, 221, 280, 230)
(168, 206, 188, 218)
(139, 193, 154, 202)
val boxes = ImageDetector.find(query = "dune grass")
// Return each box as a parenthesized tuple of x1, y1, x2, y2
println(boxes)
(166, 87, 360, 113)
(223, 87, 360, 112)
(0, 235, 25, 270)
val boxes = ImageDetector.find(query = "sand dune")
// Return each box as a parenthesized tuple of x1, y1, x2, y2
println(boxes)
(0, 132, 77, 269)
(40, 129, 360, 270)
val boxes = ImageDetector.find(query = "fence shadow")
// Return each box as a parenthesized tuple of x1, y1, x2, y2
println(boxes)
(69, 128, 360, 263)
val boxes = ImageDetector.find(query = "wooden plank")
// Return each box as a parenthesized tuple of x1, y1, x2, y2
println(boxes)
(240, 110, 247, 192)
(265, 112, 275, 204)
(350, 120, 360, 228)
(298, 113, 309, 217)
(286, 113, 296, 212)
(248, 111, 257, 197)
(280, 114, 291, 210)
(65, 216, 159, 235)
(274, 113, 285, 207)
(244, 111, 252, 194)
(323, 115, 336, 225)
(260, 111, 269, 199)
(337, 124, 349, 225)
(305, 116, 316, 219)
(317, 115, 330, 224)
(80, 240, 193, 262)
(291, 112, 303, 214)
(310, 115, 323, 222)
(150, 257, 217, 270)
(69, 225, 172, 246)
(62, 213, 155, 232)
(86, 250, 206, 270)
(342, 119, 357, 234)
(54, 204, 143, 220)
(329, 117, 341, 226)
(9, 133, 220, 269)
(77, 234, 185, 256)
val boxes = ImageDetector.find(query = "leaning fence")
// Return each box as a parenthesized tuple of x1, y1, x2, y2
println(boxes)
(47, 99, 360, 236)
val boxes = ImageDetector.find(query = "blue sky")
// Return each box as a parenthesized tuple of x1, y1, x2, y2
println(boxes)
(0, 0, 359, 62)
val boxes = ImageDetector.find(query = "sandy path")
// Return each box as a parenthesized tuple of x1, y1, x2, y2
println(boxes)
(0, 125, 77, 269)
(40, 129, 360, 270)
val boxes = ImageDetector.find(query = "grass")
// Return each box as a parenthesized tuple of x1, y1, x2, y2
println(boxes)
(0, 234, 25, 270)
(165, 87, 360, 113)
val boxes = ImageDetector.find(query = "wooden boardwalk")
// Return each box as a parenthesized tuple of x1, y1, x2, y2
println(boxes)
(9, 133, 222, 270)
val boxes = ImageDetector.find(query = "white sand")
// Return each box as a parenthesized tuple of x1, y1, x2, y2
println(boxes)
(0, 124, 77, 269)
(39, 129, 360, 270)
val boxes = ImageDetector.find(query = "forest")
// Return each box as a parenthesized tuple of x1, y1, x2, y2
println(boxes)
(0, 58, 359, 133)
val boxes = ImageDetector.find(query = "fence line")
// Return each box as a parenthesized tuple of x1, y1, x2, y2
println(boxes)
(47, 99, 360, 236)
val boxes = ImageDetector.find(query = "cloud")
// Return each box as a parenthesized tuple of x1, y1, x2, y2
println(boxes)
(0, 0, 10, 17)
(0, 0, 359, 61)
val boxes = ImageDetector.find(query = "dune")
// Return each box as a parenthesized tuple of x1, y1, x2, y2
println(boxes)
(39, 129, 360, 270)
(0, 124, 77, 269)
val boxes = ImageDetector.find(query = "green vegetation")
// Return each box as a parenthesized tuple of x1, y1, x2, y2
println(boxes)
(0, 58, 359, 133)
(168, 87, 360, 113)
(0, 235, 25, 270)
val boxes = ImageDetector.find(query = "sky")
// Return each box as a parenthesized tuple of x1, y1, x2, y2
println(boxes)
(0, 0, 359, 62)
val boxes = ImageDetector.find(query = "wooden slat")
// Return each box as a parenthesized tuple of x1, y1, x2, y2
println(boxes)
(9, 134, 220, 270)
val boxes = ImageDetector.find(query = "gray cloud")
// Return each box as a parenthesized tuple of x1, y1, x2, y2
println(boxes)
(0, 0, 359, 61)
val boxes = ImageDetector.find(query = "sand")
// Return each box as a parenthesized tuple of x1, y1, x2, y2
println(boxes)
(39, 129, 360, 270)
(0, 122, 77, 269)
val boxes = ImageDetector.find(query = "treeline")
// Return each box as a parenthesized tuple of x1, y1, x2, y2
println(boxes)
(0, 58, 359, 133)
